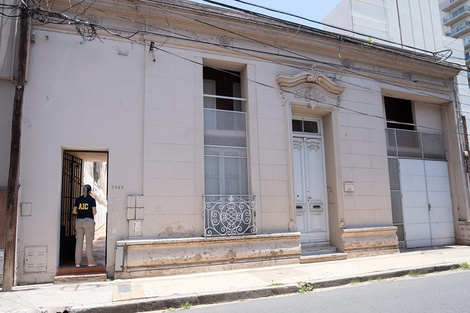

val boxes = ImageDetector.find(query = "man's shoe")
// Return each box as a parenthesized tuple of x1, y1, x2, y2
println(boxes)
(88, 263, 97, 267)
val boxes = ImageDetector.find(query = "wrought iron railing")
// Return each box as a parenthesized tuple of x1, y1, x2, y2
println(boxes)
(204, 195, 257, 236)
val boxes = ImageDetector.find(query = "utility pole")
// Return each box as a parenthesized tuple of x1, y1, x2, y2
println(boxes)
(2, 1, 29, 292)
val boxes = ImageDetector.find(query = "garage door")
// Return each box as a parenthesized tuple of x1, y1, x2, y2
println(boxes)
(399, 159, 455, 248)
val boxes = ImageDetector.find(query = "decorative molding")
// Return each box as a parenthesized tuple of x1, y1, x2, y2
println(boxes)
(204, 195, 257, 236)
(293, 138, 303, 150)
(115, 232, 301, 279)
(277, 72, 346, 108)
(306, 138, 321, 151)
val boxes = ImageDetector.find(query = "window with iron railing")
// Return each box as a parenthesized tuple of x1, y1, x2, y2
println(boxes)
(202, 66, 256, 236)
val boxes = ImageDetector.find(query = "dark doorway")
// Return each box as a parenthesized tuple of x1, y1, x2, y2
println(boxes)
(60, 152, 82, 265)
(59, 150, 108, 272)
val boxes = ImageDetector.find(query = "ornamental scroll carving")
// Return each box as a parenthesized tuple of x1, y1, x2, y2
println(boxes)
(276, 72, 346, 108)
(293, 137, 303, 151)
(295, 88, 327, 103)
(293, 138, 321, 151)
(306, 138, 321, 151)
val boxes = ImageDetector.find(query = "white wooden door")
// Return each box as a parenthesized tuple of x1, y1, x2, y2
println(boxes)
(293, 137, 328, 242)
(399, 159, 455, 248)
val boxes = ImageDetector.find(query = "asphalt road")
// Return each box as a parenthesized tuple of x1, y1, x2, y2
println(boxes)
(152, 270, 470, 313)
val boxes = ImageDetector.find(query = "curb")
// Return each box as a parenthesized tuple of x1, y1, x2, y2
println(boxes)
(70, 263, 461, 313)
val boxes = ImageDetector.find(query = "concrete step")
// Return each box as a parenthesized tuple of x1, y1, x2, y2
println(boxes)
(300, 252, 348, 264)
(54, 273, 108, 284)
(301, 241, 338, 257)
(300, 241, 331, 250)
(55, 264, 107, 284)
(301, 246, 338, 256)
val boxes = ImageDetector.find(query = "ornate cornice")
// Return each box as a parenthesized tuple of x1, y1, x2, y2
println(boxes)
(276, 72, 346, 108)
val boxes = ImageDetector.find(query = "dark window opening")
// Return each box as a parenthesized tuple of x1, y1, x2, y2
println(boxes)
(292, 120, 302, 132)
(292, 119, 319, 134)
(203, 67, 242, 111)
(384, 96, 414, 130)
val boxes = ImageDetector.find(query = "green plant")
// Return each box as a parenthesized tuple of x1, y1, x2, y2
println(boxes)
(349, 279, 360, 284)
(299, 282, 314, 293)
(181, 301, 191, 310)
(368, 277, 382, 282)
(461, 262, 470, 270)
(166, 308, 176, 312)
(181, 301, 192, 310)
(408, 271, 423, 277)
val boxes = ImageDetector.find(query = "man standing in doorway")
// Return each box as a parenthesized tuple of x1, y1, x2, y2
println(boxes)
(72, 184, 97, 267)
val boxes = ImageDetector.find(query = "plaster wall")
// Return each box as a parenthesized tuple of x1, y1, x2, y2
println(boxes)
(415, 101, 444, 132)
(142, 46, 205, 238)
(337, 74, 392, 228)
(17, 29, 144, 283)
(13, 8, 466, 283)
(141, 49, 294, 237)
(0, 0, 17, 79)
(0, 81, 14, 186)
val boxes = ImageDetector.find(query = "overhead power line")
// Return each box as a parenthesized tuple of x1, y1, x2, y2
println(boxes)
(5, 0, 469, 136)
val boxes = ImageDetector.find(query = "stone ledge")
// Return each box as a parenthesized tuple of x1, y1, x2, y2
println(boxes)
(342, 226, 399, 257)
(117, 232, 301, 246)
(115, 233, 301, 279)
(457, 221, 470, 245)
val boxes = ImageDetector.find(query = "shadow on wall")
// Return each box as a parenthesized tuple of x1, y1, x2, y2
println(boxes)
(0, 187, 6, 250)
(0, 187, 6, 283)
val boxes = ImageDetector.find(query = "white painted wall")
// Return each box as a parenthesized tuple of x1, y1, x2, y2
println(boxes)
(337, 74, 392, 228)
(141, 49, 293, 237)
(0, 81, 14, 186)
(415, 101, 444, 132)
(14, 5, 463, 283)
(17, 29, 144, 283)
(324, 0, 470, 150)
(323, 0, 353, 37)
(0, 0, 17, 79)
(351, 0, 389, 40)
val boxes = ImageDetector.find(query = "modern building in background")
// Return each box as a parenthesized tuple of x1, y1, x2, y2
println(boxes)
(440, 0, 470, 86)
(324, 0, 470, 248)
(324, 0, 470, 139)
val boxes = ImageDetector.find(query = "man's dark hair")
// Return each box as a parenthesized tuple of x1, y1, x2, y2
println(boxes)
(84, 184, 92, 194)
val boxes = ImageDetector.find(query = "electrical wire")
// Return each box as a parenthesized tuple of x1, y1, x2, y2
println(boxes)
(8, 1, 470, 136)
(27, 1, 470, 104)
(207, 0, 446, 59)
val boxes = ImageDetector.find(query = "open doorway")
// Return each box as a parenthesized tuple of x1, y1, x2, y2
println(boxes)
(59, 150, 108, 275)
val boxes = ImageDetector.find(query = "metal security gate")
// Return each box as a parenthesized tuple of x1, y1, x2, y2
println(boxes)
(59, 152, 83, 265)
(399, 159, 454, 248)
(387, 128, 455, 248)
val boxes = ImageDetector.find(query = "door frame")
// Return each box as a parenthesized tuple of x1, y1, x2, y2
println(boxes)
(291, 115, 329, 243)
(59, 149, 109, 268)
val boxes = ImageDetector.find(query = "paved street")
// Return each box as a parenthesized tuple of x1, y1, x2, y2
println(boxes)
(1, 245, 470, 313)
(170, 271, 470, 313)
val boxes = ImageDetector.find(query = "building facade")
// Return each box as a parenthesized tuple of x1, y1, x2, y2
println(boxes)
(440, 0, 470, 85)
(1, 0, 470, 285)
(325, 0, 470, 142)
(324, 0, 470, 249)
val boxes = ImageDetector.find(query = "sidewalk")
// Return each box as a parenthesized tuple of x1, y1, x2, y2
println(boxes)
(1, 245, 470, 313)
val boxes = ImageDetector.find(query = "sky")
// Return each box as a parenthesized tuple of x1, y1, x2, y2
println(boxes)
(189, 0, 344, 29)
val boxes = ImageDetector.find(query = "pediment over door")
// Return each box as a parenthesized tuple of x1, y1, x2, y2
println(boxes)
(276, 72, 346, 108)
